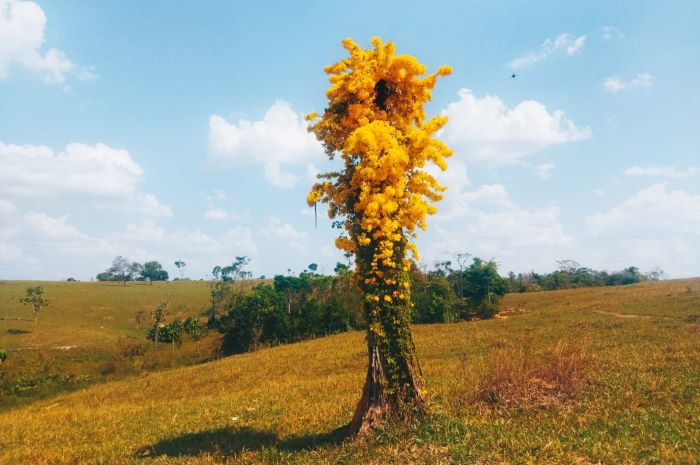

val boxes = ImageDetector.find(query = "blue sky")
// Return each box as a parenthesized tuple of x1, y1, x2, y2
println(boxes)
(1, 0, 699, 280)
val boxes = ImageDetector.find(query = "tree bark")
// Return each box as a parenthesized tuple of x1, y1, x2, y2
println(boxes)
(345, 305, 425, 437)
(346, 332, 389, 436)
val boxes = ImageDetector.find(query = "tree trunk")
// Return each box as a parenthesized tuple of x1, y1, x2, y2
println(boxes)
(345, 304, 425, 437)
(346, 332, 389, 435)
(33, 311, 38, 332)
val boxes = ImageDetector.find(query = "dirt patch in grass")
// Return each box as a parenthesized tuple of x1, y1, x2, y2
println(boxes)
(594, 310, 649, 319)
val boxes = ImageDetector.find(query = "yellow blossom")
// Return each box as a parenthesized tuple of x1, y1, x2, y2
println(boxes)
(307, 36, 451, 311)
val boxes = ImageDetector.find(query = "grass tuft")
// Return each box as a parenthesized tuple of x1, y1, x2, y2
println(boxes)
(461, 336, 596, 410)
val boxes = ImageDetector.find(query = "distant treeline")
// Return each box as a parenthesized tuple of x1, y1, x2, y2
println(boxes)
(206, 256, 511, 354)
(504, 260, 660, 293)
(203, 257, 660, 355)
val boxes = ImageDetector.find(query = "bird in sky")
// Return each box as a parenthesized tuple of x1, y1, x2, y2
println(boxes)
(511, 73, 517, 79)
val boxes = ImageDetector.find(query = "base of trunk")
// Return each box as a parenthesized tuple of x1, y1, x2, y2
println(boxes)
(343, 332, 425, 438)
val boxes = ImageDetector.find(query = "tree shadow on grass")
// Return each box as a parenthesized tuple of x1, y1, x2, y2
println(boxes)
(136, 425, 347, 459)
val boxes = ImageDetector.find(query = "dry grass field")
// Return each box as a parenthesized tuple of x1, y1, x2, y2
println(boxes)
(0, 280, 214, 349)
(1, 278, 699, 464)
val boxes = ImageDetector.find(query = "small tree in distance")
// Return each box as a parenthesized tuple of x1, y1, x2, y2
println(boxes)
(150, 302, 168, 348)
(174, 260, 186, 280)
(107, 256, 141, 286)
(20, 286, 49, 331)
(141, 261, 169, 283)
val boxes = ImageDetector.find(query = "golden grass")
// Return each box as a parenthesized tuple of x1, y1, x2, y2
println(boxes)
(0, 280, 215, 349)
(0, 278, 699, 464)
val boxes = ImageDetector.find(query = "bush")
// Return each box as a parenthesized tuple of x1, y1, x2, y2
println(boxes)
(222, 284, 288, 354)
(147, 316, 204, 344)
(474, 300, 499, 319)
(102, 339, 148, 375)
(412, 275, 458, 323)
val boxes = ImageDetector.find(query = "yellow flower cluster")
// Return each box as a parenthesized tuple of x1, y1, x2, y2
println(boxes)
(307, 37, 452, 305)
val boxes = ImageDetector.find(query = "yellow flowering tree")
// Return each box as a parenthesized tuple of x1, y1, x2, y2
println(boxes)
(307, 37, 452, 435)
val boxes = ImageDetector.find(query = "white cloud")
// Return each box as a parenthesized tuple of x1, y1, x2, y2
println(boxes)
(0, 208, 258, 279)
(123, 219, 165, 242)
(585, 183, 700, 277)
(221, 227, 257, 257)
(262, 216, 309, 252)
(131, 193, 172, 217)
(420, 181, 573, 272)
(0, 141, 142, 197)
(208, 100, 324, 187)
(437, 184, 572, 245)
(0, 0, 94, 84)
(623, 165, 699, 179)
(601, 26, 625, 40)
(587, 183, 700, 238)
(204, 208, 229, 221)
(23, 211, 84, 239)
(263, 162, 298, 188)
(441, 89, 591, 165)
(603, 73, 653, 93)
(509, 33, 586, 69)
(423, 160, 572, 270)
(536, 162, 555, 179)
(0, 140, 171, 217)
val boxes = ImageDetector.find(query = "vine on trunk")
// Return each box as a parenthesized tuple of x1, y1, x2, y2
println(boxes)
(306, 37, 452, 436)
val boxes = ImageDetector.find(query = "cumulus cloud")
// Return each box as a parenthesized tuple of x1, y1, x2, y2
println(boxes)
(420, 157, 573, 271)
(509, 33, 586, 69)
(624, 165, 699, 179)
(0, 207, 258, 278)
(585, 183, 700, 277)
(603, 73, 652, 93)
(441, 89, 591, 165)
(0, 141, 142, 197)
(208, 100, 324, 187)
(0, 140, 171, 217)
(204, 208, 229, 221)
(262, 216, 309, 252)
(122, 219, 165, 242)
(587, 183, 700, 238)
(437, 184, 572, 245)
(23, 211, 85, 240)
(0, 0, 94, 84)
(419, 180, 573, 273)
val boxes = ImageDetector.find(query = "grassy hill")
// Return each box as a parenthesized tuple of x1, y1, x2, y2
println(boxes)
(1, 279, 699, 464)
(0, 280, 213, 349)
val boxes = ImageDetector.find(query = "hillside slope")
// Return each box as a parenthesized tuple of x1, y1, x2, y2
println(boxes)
(1, 279, 699, 464)
(0, 280, 213, 349)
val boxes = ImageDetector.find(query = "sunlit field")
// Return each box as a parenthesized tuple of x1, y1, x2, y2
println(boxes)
(1, 278, 698, 464)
